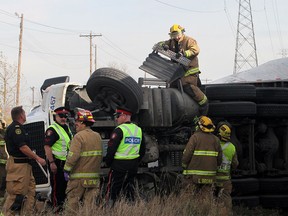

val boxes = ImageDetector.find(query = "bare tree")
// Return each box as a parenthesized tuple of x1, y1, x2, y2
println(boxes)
(107, 61, 128, 73)
(0, 52, 17, 121)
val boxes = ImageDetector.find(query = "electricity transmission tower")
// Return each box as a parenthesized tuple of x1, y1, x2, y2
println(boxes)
(233, 0, 258, 74)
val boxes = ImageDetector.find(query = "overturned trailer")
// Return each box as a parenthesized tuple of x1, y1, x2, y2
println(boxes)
(25, 51, 288, 208)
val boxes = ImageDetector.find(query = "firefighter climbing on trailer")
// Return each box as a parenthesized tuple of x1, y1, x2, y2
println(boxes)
(156, 24, 208, 115)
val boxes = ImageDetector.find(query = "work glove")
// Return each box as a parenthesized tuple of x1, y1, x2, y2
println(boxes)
(162, 44, 169, 51)
(175, 52, 183, 59)
(64, 171, 70, 181)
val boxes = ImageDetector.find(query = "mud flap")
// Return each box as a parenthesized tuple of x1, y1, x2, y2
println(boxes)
(139, 52, 185, 83)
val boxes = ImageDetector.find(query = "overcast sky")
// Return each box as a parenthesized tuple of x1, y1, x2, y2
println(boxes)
(0, 0, 287, 106)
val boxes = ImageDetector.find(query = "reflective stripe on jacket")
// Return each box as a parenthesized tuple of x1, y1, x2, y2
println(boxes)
(114, 123, 142, 160)
(64, 128, 102, 180)
(165, 34, 200, 76)
(182, 130, 222, 184)
(49, 123, 72, 160)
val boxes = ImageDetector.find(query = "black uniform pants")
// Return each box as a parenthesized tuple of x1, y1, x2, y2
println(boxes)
(49, 158, 67, 208)
(107, 169, 137, 202)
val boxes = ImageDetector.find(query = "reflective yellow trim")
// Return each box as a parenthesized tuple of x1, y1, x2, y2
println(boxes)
(80, 150, 102, 157)
(64, 165, 72, 172)
(183, 170, 216, 176)
(194, 150, 218, 157)
(199, 95, 208, 106)
(216, 175, 230, 180)
(184, 50, 193, 58)
(0, 140, 5, 146)
(184, 67, 199, 76)
(0, 159, 6, 164)
(70, 172, 99, 179)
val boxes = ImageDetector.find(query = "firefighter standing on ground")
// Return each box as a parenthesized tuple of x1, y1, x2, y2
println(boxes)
(0, 119, 7, 199)
(215, 122, 238, 215)
(182, 116, 222, 198)
(44, 106, 73, 210)
(158, 24, 208, 115)
(105, 107, 145, 205)
(63, 109, 102, 213)
(2, 106, 46, 216)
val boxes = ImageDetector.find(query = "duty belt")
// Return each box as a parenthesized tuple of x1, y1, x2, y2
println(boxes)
(14, 157, 30, 163)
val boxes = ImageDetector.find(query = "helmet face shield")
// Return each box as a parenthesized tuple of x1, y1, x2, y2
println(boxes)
(169, 31, 182, 39)
(218, 124, 231, 141)
(198, 116, 215, 133)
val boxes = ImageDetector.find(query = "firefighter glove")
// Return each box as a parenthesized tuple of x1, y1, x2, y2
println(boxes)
(163, 44, 169, 51)
(176, 52, 183, 59)
(64, 171, 70, 181)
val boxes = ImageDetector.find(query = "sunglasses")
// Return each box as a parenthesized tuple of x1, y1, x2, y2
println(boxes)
(57, 113, 68, 118)
(113, 112, 123, 119)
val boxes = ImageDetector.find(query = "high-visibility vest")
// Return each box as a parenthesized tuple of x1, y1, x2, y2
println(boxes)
(49, 123, 72, 160)
(114, 123, 142, 160)
(216, 141, 235, 180)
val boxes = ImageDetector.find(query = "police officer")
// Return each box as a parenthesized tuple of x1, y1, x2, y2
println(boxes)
(158, 24, 208, 115)
(44, 106, 73, 210)
(105, 107, 145, 206)
(182, 116, 222, 199)
(215, 122, 238, 216)
(64, 109, 102, 213)
(2, 106, 46, 216)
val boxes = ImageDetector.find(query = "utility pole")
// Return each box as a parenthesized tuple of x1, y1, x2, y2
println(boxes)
(31, 86, 35, 107)
(94, 45, 97, 71)
(233, 0, 258, 74)
(80, 32, 102, 75)
(16, 13, 23, 106)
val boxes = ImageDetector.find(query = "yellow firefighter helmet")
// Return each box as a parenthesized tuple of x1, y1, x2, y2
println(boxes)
(217, 123, 231, 141)
(198, 116, 215, 133)
(169, 24, 185, 33)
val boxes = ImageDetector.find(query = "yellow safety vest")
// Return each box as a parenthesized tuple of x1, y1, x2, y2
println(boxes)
(216, 141, 235, 181)
(49, 123, 72, 160)
(114, 123, 142, 160)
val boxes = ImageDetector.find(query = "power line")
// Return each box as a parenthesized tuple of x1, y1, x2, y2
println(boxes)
(224, 0, 236, 37)
(263, 0, 275, 58)
(272, 0, 283, 49)
(154, 0, 223, 13)
(101, 35, 142, 63)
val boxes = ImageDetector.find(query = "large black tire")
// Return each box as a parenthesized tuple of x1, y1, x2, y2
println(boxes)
(205, 84, 256, 101)
(232, 196, 260, 208)
(257, 104, 288, 117)
(260, 195, 288, 208)
(256, 87, 288, 104)
(86, 68, 143, 113)
(208, 101, 256, 117)
(232, 178, 259, 196)
(259, 177, 288, 194)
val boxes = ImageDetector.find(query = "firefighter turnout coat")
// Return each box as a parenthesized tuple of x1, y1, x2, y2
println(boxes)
(64, 128, 102, 211)
(182, 130, 222, 184)
(165, 34, 200, 76)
